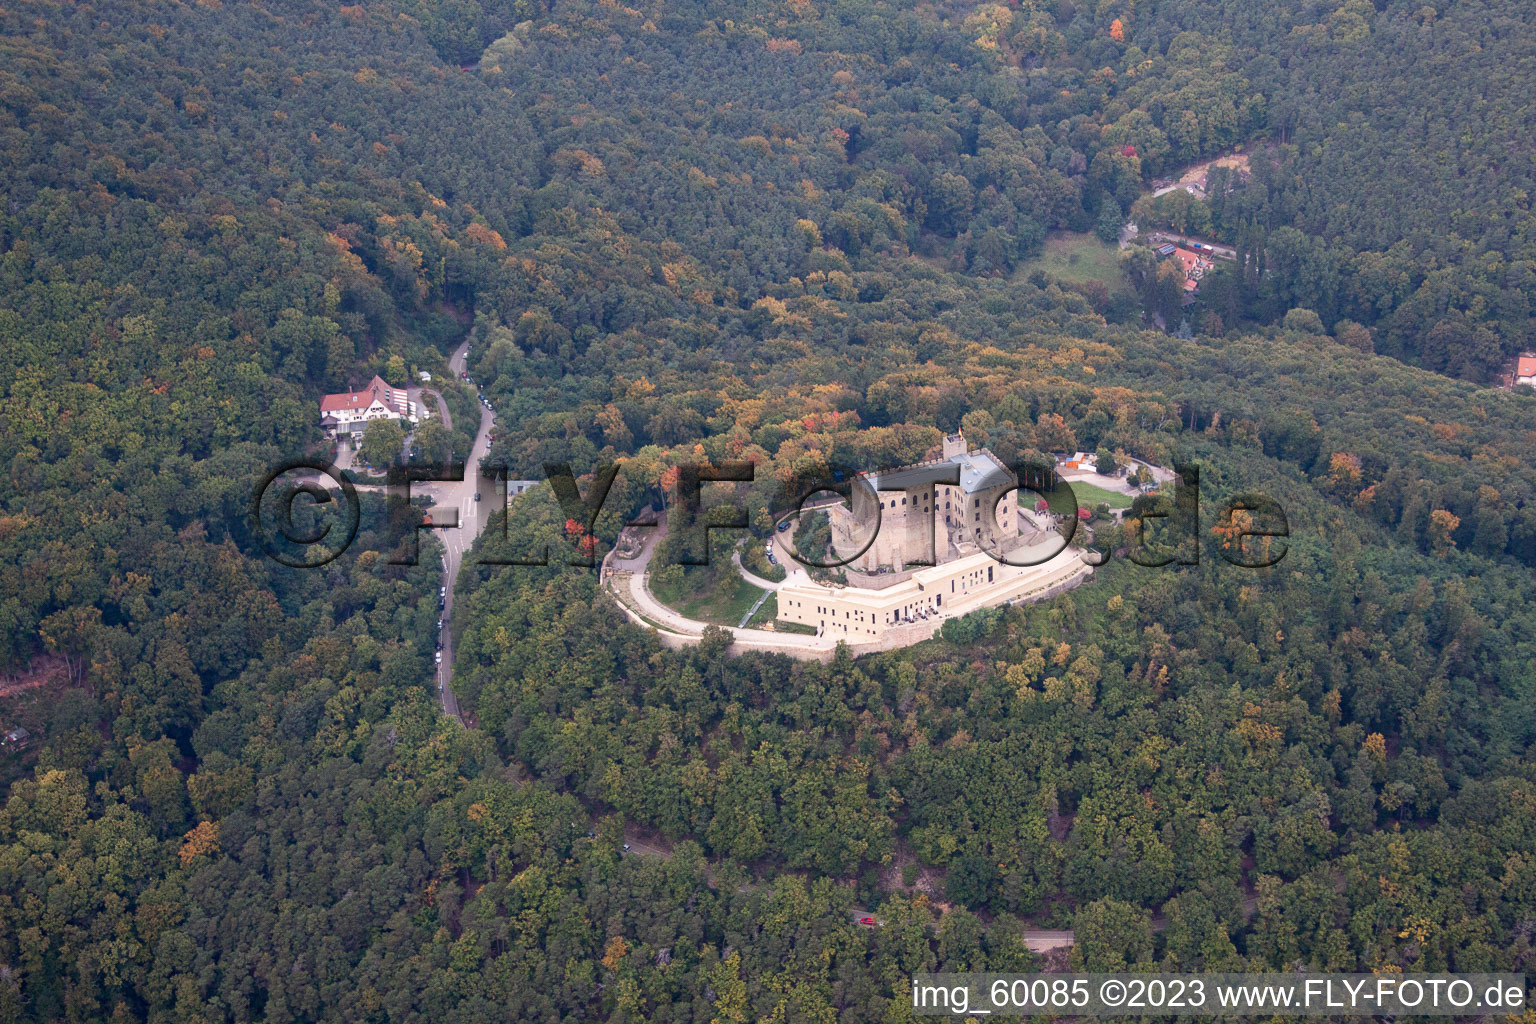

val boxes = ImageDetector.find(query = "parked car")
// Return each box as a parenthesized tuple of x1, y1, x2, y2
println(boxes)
(857, 916, 877, 927)
(434, 652, 441, 665)
(776, 519, 791, 533)
(473, 492, 481, 501)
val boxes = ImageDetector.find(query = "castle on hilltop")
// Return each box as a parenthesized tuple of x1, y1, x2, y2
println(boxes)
(777, 432, 1090, 645)
(828, 432, 1022, 572)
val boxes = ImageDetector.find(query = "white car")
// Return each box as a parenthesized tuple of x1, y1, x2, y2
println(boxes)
(434, 652, 442, 665)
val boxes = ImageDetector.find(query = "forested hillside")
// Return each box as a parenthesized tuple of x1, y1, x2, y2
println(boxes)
(2, 0, 1535, 1019)
(1130, 0, 1536, 380)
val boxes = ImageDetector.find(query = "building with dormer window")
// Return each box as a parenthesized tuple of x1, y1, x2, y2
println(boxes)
(319, 375, 418, 435)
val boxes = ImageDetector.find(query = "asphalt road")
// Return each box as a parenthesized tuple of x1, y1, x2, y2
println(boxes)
(417, 337, 494, 724)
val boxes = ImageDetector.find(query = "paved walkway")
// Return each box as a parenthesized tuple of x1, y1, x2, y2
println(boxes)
(738, 586, 772, 628)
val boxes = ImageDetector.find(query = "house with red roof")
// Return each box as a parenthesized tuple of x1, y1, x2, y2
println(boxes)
(1170, 246, 1210, 277)
(320, 375, 417, 434)
(1161, 245, 1213, 300)
(1517, 353, 1536, 389)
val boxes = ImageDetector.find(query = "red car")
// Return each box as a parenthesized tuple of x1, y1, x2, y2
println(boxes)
(857, 916, 877, 927)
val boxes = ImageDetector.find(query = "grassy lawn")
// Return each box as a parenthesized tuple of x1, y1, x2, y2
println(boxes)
(746, 592, 778, 628)
(1018, 232, 1130, 293)
(1065, 480, 1135, 510)
(651, 566, 767, 626)
(746, 594, 818, 634)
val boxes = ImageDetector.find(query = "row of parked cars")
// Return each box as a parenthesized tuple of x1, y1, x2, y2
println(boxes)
(434, 587, 446, 670)
(762, 516, 795, 566)
(462, 369, 493, 501)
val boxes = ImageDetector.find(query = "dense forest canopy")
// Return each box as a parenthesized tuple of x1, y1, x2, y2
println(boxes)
(1, 0, 1535, 1019)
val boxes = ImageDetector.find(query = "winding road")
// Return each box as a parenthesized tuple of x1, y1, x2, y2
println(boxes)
(607, 520, 843, 659)
(620, 825, 1077, 950)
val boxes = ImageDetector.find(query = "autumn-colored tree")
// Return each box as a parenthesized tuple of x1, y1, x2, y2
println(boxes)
(1327, 452, 1363, 498)
(465, 221, 507, 250)
(180, 821, 221, 867)
(601, 935, 629, 969)
(1428, 509, 1460, 555)
(1109, 18, 1125, 42)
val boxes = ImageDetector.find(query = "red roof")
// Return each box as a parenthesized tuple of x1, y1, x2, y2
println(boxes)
(320, 375, 409, 415)
(1518, 355, 1536, 378)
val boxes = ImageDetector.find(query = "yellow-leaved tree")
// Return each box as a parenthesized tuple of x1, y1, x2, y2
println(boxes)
(180, 821, 220, 867)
